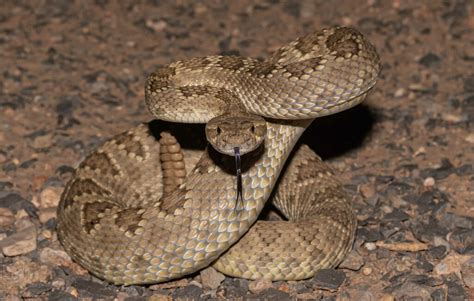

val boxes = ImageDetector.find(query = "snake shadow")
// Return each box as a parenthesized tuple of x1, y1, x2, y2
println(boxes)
(301, 103, 375, 159)
(261, 103, 375, 221)
(147, 102, 376, 162)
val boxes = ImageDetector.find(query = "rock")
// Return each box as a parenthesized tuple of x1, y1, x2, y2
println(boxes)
(248, 278, 273, 294)
(47, 290, 77, 301)
(25, 282, 52, 297)
(149, 278, 189, 290)
(296, 292, 323, 300)
(383, 208, 410, 222)
(0, 225, 37, 256)
(38, 207, 57, 224)
(338, 288, 376, 301)
(464, 74, 474, 92)
(364, 242, 377, 251)
(39, 247, 70, 264)
(32, 133, 53, 149)
(379, 294, 395, 301)
(199, 266, 225, 289)
(423, 177, 435, 187)
(171, 284, 203, 300)
(312, 269, 346, 291)
(148, 294, 172, 301)
(430, 288, 446, 301)
(253, 287, 290, 300)
(339, 250, 364, 271)
(14, 215, 34, 231)
(393, 88, 406, 98)
(0, 257, 51, 295)
(433, 252, 471, 277)
(418, 52, 441, 68)
(145, 19, 167, 32)
(51, 278, 66, 289)
(391, 281, 432, 300)
(357, 228, 382, 242)
(39, 247, 88, 276)
(0, 181, 13, 190)
(0, 193, 33, 214)
(375, 241, 429, 252)
(460, 257, 474, 288)
(427, 245, 448, 259)
(446, 279, 468, 301)
(39, 229, 54, 241)
(0, 207, 15, 226)
(359, 182, 375, 199)
(219, 278, 248, 299)
(466, 133, 474, 144)
(276, 281, 290, 293)
(448, 228, 474, 254)
(433, 236, 450, 251)
(420, 159, 455, 180)
(38, 186, 62, 208)
(71, 278, 117, 299)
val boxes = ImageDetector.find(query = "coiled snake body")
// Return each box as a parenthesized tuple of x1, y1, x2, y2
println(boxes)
(57, 27, 380, 285)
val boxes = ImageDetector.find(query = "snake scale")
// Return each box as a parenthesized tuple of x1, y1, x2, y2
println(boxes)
(57, 27, 380, 285)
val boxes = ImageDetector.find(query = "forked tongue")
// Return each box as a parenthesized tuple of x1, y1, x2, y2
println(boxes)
(234, 147, 243, 208)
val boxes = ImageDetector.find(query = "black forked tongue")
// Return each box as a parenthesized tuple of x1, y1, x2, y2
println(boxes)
(234, 147, 243, 209)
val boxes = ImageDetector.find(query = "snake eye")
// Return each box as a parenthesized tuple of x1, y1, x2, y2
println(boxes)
(250, 125, 255, 133)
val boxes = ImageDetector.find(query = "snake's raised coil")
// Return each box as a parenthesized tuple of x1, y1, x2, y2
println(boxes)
(57, 27, 380, 285)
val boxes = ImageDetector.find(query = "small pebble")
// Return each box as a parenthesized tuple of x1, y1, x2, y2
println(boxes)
(145, 19, 167, 32)
(0, 208, 15, 227)
(51, 278, 66, 289)
(68, 287, 79, 298)
(200, 267, 225, 289)
(414, 147, 426, 156)
(364, 242, 377, 251)
(433, 252, 470, 277)
(359, 183, 375, 199)
(394, 88, 406, 98)
(461, 258, 474, 288)
(423, 177, 435, 187)
(32, 133, 53, 149)
(433, 236, 450, 250)
(39, 207, 57, 224)
(277, 282, 290, 293)
(148, 294, 173, 301)
(248, 278, 273, 294)
(40, 229, 53, 240)
(380, 294, 395, 301)
(380, 205, 393, 214)
(465, 133, 474, 144)
(38, 187, 62, 208)
(339, 250, 364, 271)
(39, 247, 88, 276)
(312, 269, 346, 291)
(15, 217, 34, 231)
(0, 225, 37, 256)
(362, 267, 372, 275)
(149, 278, 189, 290)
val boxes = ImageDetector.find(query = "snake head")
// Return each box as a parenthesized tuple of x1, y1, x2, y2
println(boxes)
(205, 113, 267, 156)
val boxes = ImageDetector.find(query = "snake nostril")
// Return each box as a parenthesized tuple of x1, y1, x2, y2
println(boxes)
(217, 127, 222, 135)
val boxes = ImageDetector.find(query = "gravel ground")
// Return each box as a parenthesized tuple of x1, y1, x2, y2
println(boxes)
(0, 1, 473, 300)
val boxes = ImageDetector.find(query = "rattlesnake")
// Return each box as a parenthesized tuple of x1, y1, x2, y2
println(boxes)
(56, 27, 380, 285)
